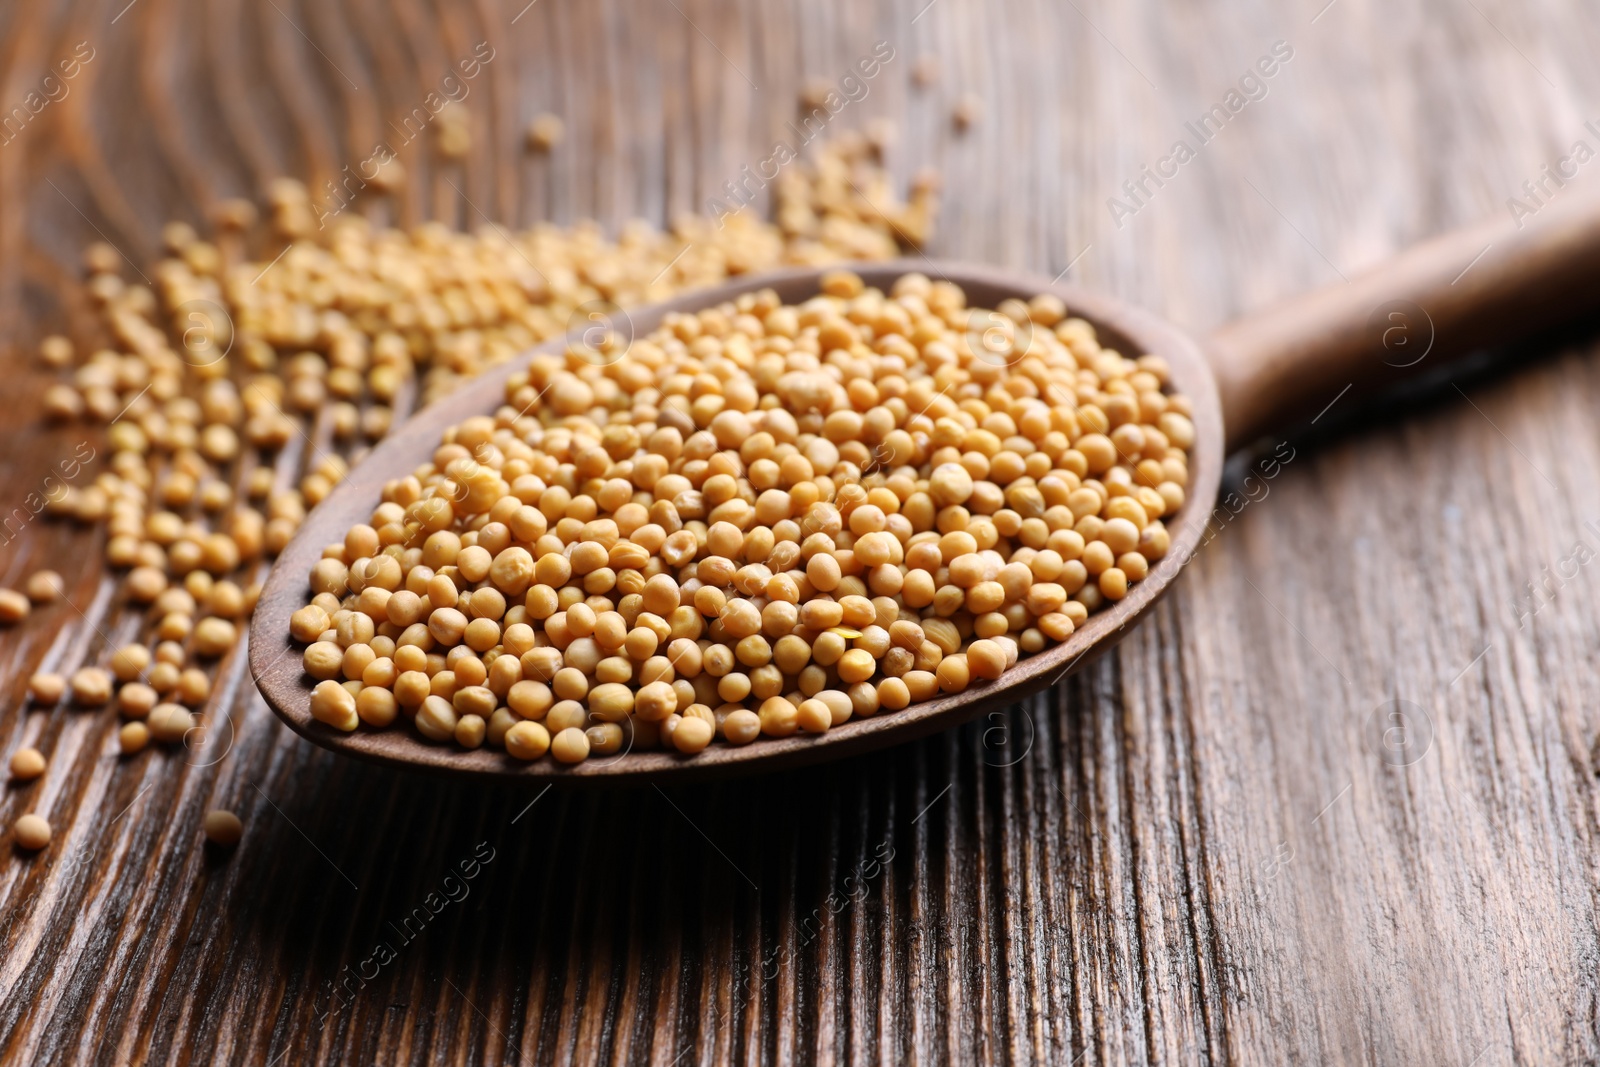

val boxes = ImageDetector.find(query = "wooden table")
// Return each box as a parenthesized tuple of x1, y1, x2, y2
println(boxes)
(2, 0, 1596, 1062)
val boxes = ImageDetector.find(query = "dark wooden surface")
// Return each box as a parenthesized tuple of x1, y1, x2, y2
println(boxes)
(2, 1, 1598, 1063)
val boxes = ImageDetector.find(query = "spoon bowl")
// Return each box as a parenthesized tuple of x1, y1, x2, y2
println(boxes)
(250, 189, 1600, 782)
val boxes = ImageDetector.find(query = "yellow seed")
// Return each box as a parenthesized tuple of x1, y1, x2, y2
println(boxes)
(28, 673, 65, 704)
(110, 645, 151, 682)
(149, 703, 197, 743)
(672, 715, 714, 753)
(526, 112, 565, 150)
(967, 640, 1006, 681)
(0, 590, 30, 623)
(204, 810, 244, 847)
(550, 726, 591, 764)
(71, 668, 113, 707)
(13, 814, 50, 850)
(416, 695, 458, 741)
(796, 700, 831, 734)
(119, 721, 151, 754)
(505, 720, 551, 761)
(25, 571, 64, 603)
(281, 242, 1197, 767)
(9, 747, 46, 781)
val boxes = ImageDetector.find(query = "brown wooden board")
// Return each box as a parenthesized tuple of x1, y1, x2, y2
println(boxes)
(1, 1, 1598, 1063)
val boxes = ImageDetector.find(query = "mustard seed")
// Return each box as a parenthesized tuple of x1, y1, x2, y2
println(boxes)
(0, 590, 31, 624)
(10, 747, 46, 781)
(119, 721, 150, 754)
(25, 571, 64, 603)
(526, 112, 565, 151)
(672, 715, 714, 753)
(309, 680, 358, 732)
(110, 644, 151, 683)
(193, 617, 238, 657)
(204, 809, 244, 847)
(149, 703, 197, 743)
(269, 228, 1192, 768)
(13, 814, 50, 851)
(71, 668, 113, 707)
(505, 720, 551, 761)
(551, 727, 590, 764)
(29, 672, 65, 704)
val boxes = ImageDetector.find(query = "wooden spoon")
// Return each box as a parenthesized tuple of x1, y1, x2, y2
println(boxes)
(250, 191, 1600, 782)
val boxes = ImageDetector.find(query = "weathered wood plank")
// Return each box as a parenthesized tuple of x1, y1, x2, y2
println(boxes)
(0, 0, 1598, 1063)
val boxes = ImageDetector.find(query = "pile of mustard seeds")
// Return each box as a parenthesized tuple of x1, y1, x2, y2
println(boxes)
(7, 136, 936, 844)
(292, 269, 1193, 763)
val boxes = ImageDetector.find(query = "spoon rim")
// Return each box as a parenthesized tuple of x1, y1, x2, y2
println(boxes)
(248, 259, 1223, 784)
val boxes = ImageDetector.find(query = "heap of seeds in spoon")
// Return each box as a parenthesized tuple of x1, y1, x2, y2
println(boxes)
(291, 269, 1194, 764)
(6, 137, 935, 846)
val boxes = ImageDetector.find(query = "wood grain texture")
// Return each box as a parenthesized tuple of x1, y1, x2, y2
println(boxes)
(2, 0, 1599, 1064)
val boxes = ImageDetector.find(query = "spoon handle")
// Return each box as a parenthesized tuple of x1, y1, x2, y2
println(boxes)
(1207, 189, 1600, 451)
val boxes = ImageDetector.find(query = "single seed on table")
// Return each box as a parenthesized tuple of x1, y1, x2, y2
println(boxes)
(0, 590, 30, 624)
(953, 94, 982, 130)
(29, 673, 65, 704)
(25, 571, 64, 603)
(71, 668, 113, 707)
(550, 727, 590, 764)
(176, 668, 210, 706)
(799, 80, 832, 111)
(110, 644, 151, 683)
(526, 112, 565, 151)
(9, 747, 46, 782)
(193, 617, 238, 657)
(149, 703, 197, 743)
(13, 814, 50, 851)
(285, 267, 1191, 764)
(119, 722, 150, 754)
(204, 810, 244, 847)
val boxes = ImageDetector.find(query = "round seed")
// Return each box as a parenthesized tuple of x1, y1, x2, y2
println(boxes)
(505, 720, 551, 761)
(0, 590, 31, 623)
(25, 571, 64, 603)
(28, 673, 65, 704)
(13, 814, 50, 851)
(550, 726, 590, 764)
(119, 722, 150, 754)
(9, 747, 46, 781)
(71, 668, 113, 707)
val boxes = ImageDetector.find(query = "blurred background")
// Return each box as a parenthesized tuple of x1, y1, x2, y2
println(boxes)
(2, 1, 1599, 1064)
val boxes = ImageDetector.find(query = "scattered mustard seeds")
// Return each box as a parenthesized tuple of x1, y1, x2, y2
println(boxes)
(3, 138, 935, 843)
(289, 269, 1191, 764)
